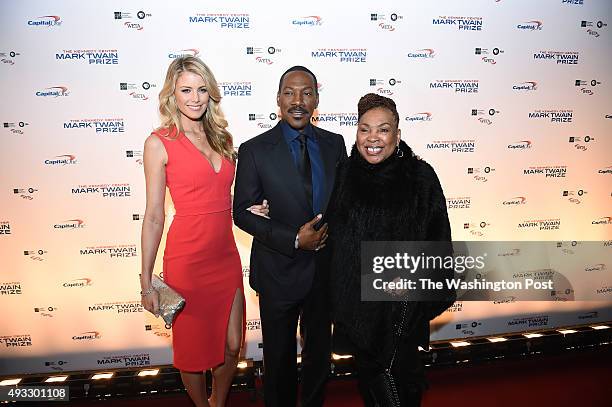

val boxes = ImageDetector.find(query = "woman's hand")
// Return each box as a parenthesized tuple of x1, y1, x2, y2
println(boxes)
(141, 288, 160, 316)
(247, 199, 270, 219)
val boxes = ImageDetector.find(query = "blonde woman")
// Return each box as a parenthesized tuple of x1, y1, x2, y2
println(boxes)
(140, 56, 267, 407)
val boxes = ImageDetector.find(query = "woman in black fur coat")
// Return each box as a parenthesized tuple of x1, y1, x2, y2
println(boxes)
(326, 93, 454, 406)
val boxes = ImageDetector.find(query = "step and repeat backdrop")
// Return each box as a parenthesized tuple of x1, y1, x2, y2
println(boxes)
(1, 0, 611, 375)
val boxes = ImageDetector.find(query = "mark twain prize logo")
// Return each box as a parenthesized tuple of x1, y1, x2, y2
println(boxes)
(523, 165, 567, 178)
(3, 121, 30, 135)
(369, 78, 402, 96)
(370, 12, 404, 31)
(245, 46, 281, 65)
(562, 0, 583, 4)
(513, 81, 538, 91)
(113, 10, 152, 31)
(517, 20, 543, 30)
(448, 302, 464, 312)
(534, 50, 580, 65)
(432, 16, 483, 31)
(471, 108, 500, 125)
(311, 48, 367, 63)
(247, 319, 261, 331)
(405, 112, 432, 123)
(72, 183, 131, 198)
(508, 315, 549, 328)
(407, 49, 435, 59)
(508, 140, 533, 150)
(0, 281, 21, 295)
(168, 48, 200, 59)
(219, 82, 252, 97)
(430, 80, 478, 93)
(188, 13, 250, 29)
(0, 334, 32, 347)
(311, 112, 358, 127)
(446, 197, 471, 209)
(98, 353, 151, 367)
(292, 16, 322, 26)
(56, 49, 119, 65)
(528, 109, 573, 123)
(249, 112, 277, 129)
(44, 154, 77, 165)
(518, 219, 561, 231)
(89, 301, 143, 314)
(475, 47, 504, 64)
(27, 15, 62, 27)
(64, 118, 125, 134)
(568, 134, 595, 151)
(80, 244, 137, 258)
(1, 50, 21, 65)
(581, 20, 607, 38)
(0, 221, 11, 235)
(427, 139, 476, 153)
(575, 79, 601, 95)
(36, 86, 69, 97)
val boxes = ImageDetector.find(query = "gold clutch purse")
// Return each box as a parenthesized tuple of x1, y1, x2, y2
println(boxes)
(150, 274, 185, 327)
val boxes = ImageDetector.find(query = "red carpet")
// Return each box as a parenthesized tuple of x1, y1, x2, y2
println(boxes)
(65, 347, 610, 406)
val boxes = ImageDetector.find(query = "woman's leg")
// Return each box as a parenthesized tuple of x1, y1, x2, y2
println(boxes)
(180, 370, 210, 407)
(209, 288, 244, 406)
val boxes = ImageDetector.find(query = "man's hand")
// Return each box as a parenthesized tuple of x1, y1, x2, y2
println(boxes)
(297, 214, 328, 251)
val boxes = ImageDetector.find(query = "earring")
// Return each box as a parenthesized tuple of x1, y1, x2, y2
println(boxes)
(396, 144, 403, 158)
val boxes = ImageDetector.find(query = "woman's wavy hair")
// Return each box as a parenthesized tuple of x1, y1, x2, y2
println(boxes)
(357, 93, 400, 129)
(158, 56, 235, 161)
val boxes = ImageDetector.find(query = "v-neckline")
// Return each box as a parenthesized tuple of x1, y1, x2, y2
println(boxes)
(181, 132, 223, 174)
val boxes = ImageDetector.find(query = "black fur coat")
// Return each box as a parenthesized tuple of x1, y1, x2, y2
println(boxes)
(326, 140, 453, 358)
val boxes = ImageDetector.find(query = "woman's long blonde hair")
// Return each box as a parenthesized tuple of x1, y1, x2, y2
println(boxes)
(158, 56, 235, 161)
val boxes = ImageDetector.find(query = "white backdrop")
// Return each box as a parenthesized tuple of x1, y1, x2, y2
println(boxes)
(1, 0, 611, 375)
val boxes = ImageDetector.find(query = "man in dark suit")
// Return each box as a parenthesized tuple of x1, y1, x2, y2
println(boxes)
(233, 66, 347, 407)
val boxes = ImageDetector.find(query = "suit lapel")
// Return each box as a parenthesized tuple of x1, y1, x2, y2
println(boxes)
(314, 127, 338, 214)
(265, 123, 313, 215)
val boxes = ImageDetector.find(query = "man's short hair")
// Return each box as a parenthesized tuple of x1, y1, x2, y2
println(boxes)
(278, 66, 318, 95)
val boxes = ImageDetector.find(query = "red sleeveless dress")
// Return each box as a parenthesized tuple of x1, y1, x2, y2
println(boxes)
(153, 127, 243, 371)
